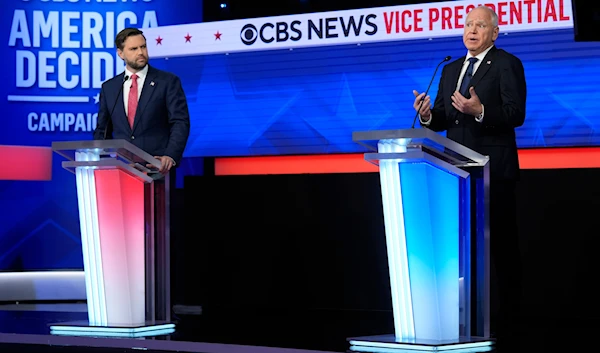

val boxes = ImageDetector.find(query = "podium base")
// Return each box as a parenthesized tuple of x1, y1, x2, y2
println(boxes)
(348, 334, 494, 352)
(49, 320, 175, 338)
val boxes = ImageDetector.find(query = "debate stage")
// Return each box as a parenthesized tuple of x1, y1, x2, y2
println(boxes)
(0, 304, 345, 353)
(2, 154, 600, 353)
(0, 301, 597, 353)
(0, 303, 496, 353)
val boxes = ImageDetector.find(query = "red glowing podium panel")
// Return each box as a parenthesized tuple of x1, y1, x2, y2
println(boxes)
(51, 140, 172, 337)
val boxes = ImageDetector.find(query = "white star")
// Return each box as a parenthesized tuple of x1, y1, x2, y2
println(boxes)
(93, 93, 100, 104)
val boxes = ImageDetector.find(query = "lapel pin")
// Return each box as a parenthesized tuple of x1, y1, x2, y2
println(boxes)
(150, 81, 155, 86)
(487, 61, 491, 64)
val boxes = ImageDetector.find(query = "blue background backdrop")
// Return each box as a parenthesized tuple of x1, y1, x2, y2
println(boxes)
(0, 0, 203, 272)
(150, 27, 600, 157)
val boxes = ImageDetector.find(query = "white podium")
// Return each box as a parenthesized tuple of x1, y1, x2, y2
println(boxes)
(348, 129, 493, 352)
(50, 140, 173, 337)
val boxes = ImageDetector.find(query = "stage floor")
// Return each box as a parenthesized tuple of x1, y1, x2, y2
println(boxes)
(0, 303, 341, 353)
(0, 303, 586, 353)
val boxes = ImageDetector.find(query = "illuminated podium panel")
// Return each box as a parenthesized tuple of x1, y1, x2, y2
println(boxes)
(349, 129, 492, 352)
(50, 140, 173, 338)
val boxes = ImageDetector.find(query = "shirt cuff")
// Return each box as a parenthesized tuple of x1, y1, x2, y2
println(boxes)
(166, 156, 176, 166)
(419, 113, 432, 125)
(475, 104, 484, 122)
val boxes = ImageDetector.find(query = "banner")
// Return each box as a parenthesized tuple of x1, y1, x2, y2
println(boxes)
(0, 0, 202, 272)
(142, 0, 573, 58)
(2, 0, 202, 143)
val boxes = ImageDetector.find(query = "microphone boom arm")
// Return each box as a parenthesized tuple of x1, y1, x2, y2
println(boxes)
(103, 74, 130, 140)
(411, 56, 451, 129)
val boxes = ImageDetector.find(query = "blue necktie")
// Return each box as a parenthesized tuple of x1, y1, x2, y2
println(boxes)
(459, 57, 478, 96)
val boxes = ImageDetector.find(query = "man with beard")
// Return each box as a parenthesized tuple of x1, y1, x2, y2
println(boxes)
(94, 27, 190, 175)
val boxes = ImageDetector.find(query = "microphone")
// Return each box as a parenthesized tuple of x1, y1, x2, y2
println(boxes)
(103, 74, 130, 140)
(411, 56, 451, 129)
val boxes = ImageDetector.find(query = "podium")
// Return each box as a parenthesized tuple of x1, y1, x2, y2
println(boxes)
(49, 140, 173, 337)
(348, 129, 493, 352)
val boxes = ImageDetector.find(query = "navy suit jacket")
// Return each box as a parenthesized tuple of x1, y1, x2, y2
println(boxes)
(93, 65, 190, 164)
(425, 46, 526, 181)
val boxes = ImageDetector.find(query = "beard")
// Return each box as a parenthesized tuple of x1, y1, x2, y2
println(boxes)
(126, 56, 148, 71)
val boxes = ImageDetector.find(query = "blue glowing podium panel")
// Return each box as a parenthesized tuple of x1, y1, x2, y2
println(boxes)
(351, 128, 490, 351)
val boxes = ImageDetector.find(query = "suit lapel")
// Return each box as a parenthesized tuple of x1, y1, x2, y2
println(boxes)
(449, 59, 463, 94)
(110, 73, 130, 132)
(447, 59, 464, 116)
(132, 67, 158, 132)
(469, 46, 497, 88)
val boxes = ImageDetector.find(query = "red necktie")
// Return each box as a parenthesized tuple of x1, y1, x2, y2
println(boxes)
(127, 73, 138, 129)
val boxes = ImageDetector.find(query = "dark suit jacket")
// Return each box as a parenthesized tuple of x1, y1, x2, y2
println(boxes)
(93, 65, 190, 164)
(425, 46, 526, 181)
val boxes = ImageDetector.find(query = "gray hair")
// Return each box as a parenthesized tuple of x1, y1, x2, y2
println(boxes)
(475, 5, 499, 27)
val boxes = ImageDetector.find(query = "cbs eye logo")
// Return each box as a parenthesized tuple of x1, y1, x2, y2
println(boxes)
(240, 24, 258, 45)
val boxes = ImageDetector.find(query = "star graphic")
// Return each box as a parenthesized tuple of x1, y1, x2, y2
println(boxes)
(214, 31, 222, 40)
(156, 36, 163, 45)
(185, 33, 192, 43)
(93, 93, 99, 104)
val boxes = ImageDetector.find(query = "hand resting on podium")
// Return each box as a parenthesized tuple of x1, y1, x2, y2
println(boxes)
(146, 155, 175, 175)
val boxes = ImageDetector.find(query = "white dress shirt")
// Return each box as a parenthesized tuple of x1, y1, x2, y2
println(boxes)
(420, 44, 494, 125)
(123, 65, 148, 118)
(121, 65, 176, 165)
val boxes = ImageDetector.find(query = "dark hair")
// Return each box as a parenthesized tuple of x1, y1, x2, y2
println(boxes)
(115, 28, 146, 50)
